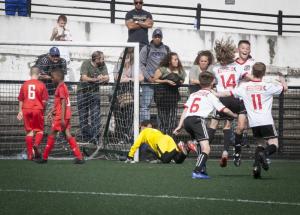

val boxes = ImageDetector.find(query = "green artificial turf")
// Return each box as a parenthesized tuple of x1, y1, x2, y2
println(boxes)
(0, 159, 299, 215)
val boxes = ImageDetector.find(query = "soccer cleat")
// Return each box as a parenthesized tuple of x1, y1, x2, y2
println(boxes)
(177, 141, 188, 155)
(259, 152, 269, 171)
(233, 153, 241, 167)
(36, 159, 47, 164)
(219, 151, 228, 168)
(73, 158, 85, 164)
(253, 165, 261, 179)
(187, 141, 197, 154)
(32, 146, 41, 160)
(192, 171, 210, 179)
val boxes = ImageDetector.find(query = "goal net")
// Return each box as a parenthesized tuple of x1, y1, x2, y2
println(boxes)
(0, 41, 140, 161)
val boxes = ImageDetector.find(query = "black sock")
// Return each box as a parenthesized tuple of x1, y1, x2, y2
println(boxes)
(207, 128, 216, 144)
(253, 146, 264, 166)
(264, 144, 277, 157)
(196, 143, 202, 155)
(194, 152, 208, 173)
(234, 133, 243, 154)
(223, 129, 233, 152)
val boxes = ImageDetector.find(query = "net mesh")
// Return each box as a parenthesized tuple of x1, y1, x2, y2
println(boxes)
(0, 43, 138, 160)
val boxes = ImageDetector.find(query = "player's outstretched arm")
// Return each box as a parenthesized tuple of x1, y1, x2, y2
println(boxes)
(222, 108, 238, 119)
(174, 108, 187, 135)
(213, 91, 232, 98)
(278, 75, 288, 92)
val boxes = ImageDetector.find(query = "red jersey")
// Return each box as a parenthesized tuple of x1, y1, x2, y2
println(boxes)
(18, 79, 48, 110)
(54, 82, 72, 120)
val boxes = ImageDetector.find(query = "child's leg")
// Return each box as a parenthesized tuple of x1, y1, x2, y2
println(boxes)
(34, 131, 44, 147)
(194, 140, 210, 173)
(25, 131, 34, 160)
(207, 118, 218, 143)
(265, 138, 278, 156)
(65, 129, 83, 160)
(42, 131, 57, 160)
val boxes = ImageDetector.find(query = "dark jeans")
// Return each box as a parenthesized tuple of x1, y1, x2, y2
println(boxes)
(157, 104, 178, 135)
(77, 91, 101, 141)
(5, 0, 28, 16)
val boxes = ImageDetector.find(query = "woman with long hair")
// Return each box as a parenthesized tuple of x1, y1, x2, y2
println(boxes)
(153, 52, 186, 135)
(189, 50, 214, 93)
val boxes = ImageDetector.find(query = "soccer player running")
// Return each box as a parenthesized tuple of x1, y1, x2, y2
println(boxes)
(125, 121, 193, 164)
(17, 66, 49, 160)
(208, 39, 253, 168)
(174, 72, 237, 179)
(215, 62, 288, 178)
(37, 68, 84, 164)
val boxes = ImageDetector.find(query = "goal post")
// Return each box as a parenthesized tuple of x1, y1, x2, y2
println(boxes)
(0, 41, 140, 161)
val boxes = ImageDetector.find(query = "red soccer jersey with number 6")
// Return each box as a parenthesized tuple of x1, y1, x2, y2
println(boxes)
(18, 79, 48, 110)
(54, 82, 72, 120)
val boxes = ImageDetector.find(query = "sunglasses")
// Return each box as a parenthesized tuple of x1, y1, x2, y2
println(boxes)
(154, 35, 162, 38)
(50, 55, 60, 58)
(135, 1, 143, 5)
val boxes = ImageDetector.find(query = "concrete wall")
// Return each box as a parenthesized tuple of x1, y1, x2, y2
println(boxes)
(0, 15, 299, 85)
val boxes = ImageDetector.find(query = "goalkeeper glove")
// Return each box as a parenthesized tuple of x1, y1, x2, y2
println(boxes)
(124, 156, 135, 164)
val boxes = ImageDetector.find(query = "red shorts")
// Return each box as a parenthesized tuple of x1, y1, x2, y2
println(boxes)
(22, 109, 44, 132)
(51, 119, 71, 132)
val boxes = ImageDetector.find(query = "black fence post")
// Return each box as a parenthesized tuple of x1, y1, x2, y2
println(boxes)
(27, 0, 32, 17)
(278, 91, 284, 153)
(196, 3, 201, 30)
(110, 0, 116, 24)
(277, 10, 283, 36)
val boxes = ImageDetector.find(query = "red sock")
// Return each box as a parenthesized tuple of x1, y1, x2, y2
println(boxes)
(68, 137, 83, 160)
(25, 136, 33, 160)
(43, 135, 55, 160)
(34, 132, 44, 147)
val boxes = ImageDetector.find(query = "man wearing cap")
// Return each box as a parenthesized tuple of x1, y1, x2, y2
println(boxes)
(35, 47, 67, 95)
(125, 0, 153, 50)
(140, 28, 170, 122)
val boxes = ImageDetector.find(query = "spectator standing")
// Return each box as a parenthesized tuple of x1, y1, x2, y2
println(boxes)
(140, 28, 170, 122)
(77, 51, 109, 143)
(125, 0, 153, 50)
(113, 48, 135, 143)
(189, 50, 214, 94)
(5, 0, 28, 16)
(153, 52, 186, 135)
(35, 47, 67, 95)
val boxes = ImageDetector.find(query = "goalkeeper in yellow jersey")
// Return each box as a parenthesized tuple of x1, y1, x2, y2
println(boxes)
(126, 121, 195, 164)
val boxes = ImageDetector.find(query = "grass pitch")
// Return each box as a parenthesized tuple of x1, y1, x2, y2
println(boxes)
(0, 159, 299, 215)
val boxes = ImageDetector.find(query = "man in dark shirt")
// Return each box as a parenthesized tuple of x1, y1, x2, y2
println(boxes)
(35, 47, 67, 95)
(125, 0, 153, 50)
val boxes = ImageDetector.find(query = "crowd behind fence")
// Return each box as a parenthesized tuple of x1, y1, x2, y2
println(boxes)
(0, 0, 300, 35)
(0, 80, 299, 159)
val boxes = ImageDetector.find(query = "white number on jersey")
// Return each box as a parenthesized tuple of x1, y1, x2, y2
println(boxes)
(28, 84, 36, 100)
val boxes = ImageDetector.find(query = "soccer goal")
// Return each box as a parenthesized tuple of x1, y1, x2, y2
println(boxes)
(0, 41, 140, 161)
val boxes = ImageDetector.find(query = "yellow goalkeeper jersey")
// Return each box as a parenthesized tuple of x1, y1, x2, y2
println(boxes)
(128, 128, 178, 158)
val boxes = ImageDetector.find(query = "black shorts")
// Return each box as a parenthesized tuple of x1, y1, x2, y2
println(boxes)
(183, 116, 209, 141)
(252, 124, 278, 139)
(213, 97, 246, 120)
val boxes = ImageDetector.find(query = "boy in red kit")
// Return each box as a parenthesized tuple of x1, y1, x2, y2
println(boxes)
(37, 68, 84, 164)
(17, 66, 48, 160)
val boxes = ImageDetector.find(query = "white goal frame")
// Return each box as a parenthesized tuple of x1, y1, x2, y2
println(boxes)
(0, 41, 140, 161)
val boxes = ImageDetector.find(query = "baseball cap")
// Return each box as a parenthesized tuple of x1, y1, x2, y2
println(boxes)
(49, 47, 60, 56)
(152, 28, 163, 38)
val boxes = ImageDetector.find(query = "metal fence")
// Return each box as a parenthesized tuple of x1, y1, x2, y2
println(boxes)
(0, 80, 299, 159)
(0, 0, 300, 35)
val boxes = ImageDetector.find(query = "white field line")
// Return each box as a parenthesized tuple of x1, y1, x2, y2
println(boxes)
(0, 188, 299, 207)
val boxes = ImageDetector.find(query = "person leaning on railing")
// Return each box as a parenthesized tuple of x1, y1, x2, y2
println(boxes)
(77, 51, 109, 144)
(153, 52, 186, 135)
(189, 50, 214, 94)
(139, 28, 170, 122)
(112, 48, 139, 143)
(35, 47, 67, 96)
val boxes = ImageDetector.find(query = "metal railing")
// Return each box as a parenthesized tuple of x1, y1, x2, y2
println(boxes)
(1, 0, 300, 35)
